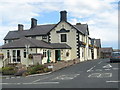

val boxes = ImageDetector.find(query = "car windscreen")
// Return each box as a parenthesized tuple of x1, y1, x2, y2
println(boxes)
(112, 53, 120, 56)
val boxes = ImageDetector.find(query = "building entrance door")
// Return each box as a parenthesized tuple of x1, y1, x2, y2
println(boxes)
(55, 50, 61, 62)
(13, 50, 21, 63)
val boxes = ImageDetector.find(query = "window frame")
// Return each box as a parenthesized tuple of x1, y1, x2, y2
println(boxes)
(60, 34, 67, 42)
(43, 50, 47, 57)
(24, 49, 27, 58)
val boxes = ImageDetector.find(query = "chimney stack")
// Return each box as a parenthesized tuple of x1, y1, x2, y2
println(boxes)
(60, 10, 67, 21)
(76, 23, 81, 25)
(18, 24, 24, 31)
(31, 18, 37, 28)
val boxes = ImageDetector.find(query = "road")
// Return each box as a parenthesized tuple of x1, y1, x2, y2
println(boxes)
(2, 58, 120, 88)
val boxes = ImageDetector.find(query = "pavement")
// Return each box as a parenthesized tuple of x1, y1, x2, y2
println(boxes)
(1, 58, 120, 88)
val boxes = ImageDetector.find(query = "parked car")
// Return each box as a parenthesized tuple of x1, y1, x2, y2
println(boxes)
(110, 52, 120, 63)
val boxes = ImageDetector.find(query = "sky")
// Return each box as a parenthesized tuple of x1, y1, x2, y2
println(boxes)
(0, 0, 119, 49)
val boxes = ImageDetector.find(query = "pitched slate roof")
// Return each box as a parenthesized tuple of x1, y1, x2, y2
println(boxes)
(95, 39, 101, 47)
(4, 23, 88, 40)
(50, 43, 71, 49)
(4, 24, 56, 40)
(2, 37, 71, 49)
(74, 24, 88, 35)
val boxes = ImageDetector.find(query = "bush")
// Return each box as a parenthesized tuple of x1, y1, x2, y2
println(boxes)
(27, 65, 51, 75)
(2, 67, 17, 75)
(2, 67, 14, 71)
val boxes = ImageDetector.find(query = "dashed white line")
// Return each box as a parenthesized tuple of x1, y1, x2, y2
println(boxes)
(0, 83, 21, 85)
(23, 82, 59, 85)
(11, 77, 15, 79)
(0, 82, 59, 85)
(106, 81, 120, 83)
(32, 75, 53, 83)
(88, 73, 100, 78)
(112, 68, 119, 70)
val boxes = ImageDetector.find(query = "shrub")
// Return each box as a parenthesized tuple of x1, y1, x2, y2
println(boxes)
(27, 65, 51, 75)
(2, 67, 14, 71)
(2, 67, 16, 75)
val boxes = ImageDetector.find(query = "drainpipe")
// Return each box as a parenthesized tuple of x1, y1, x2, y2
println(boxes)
(25, 45, 30, 67)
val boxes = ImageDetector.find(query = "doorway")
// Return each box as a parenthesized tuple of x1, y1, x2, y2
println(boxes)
(55, 50, 61, 62)
(12, 50, 21, 63)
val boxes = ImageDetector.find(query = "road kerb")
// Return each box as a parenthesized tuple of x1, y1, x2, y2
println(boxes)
(26, 72, 52, 77)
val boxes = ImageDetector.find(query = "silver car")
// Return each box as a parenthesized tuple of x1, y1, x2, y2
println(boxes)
(110, 52, 120, 63)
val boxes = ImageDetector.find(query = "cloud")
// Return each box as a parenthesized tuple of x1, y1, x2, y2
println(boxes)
(0, 0, 119, 48)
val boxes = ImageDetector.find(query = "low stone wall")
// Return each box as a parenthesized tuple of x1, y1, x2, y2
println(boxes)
(44, 58, 80, 72)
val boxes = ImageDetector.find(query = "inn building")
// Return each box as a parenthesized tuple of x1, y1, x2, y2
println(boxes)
(1, 11, 101, 67)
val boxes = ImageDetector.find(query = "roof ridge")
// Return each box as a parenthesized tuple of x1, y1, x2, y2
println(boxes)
(24, 38, 39, 47)
(37, 24, 56, 26)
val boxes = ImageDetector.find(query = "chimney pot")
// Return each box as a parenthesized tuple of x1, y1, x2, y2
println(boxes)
(18, 24, 24, 31)
(60, 10, 67, 21)
(31, 18, 37, 28)
(76, 23, 81, 25)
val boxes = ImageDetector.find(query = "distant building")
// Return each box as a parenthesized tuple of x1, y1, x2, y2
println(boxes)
(91, 39, 101, 59)
(1, 11, 101, 67)
(100, 47, 113, 58)
(113, 49, 120, 52)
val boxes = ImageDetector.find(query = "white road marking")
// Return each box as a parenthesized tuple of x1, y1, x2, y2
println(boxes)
(106, 81, 120, 83)
(98, 61, 102, 64)
(87, 66, 96, 72)
(88, 73, 100, 78)
(88, 73, 112, 78)
(32, 75, 53, 83)
(23, 82, 59, 85)
(112, 68, 119, 70)
(0, 82, 59, 85)
(11, 77, 15, 79)
(103, 64, 112, 68)
(99, 73, 112, 78)
(53, 74, 80, 80)
(0, 83, 21, 85)
(104, 69, 111, 71)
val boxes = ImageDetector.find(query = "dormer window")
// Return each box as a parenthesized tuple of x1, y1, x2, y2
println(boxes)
(8, 40, 12, 43)
(61, 34, 67, 42)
